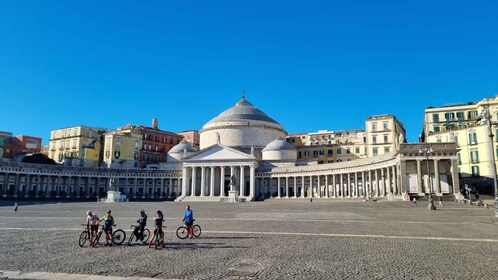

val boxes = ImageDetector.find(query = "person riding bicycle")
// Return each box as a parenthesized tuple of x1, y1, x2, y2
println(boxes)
(134, 210, 147, 243)
(149, 210, 165, 248)
(86, 210, 98, 245)
(99, 210, 115, 247)
(183, 205, 194, 238)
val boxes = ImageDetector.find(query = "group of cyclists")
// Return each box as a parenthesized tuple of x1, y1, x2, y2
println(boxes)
(85, 205, 194, 248)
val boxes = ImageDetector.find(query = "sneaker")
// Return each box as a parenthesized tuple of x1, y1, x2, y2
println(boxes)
(104, 243, 109, 246)
(109, 243, 112, 247)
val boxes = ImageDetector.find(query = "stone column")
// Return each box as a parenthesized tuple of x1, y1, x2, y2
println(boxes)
(434, 159, 441, 194)
(301, 176, 305, 198)
(354, 172, 358, 198)
(325, 175, 329, 198)
(309, 176, 313, 198)
(250, 166, 255, 199)
(380, 168, 385, 196)
(220, 166, 225, 197)
(285, 177, 289, 198)
(339, 174, 343, 198)
(182, 168, 189, 197)
(277, 177, 281, 198)
(391, 166, 397, 195)
(55, 176, 60, 198)
(387, 167, 392, 195)
(361, 172, 366, 197)
(240, 166, 245, 196)
(133, 178, 138, 198)
(450, 159, 460, 194)
(346, 173, 351, 197)
(191, 167, 197, 197)
(210, 167, 215, 196)
(76, 176, 81, 198)
(416, 160, 423, 195)
(2, 173, 8, 197)
(368, 170, 372, 198)
(200, 168, 205, 197)
(332, 174, 336, 197)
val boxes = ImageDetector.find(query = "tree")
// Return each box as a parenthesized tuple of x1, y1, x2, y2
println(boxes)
(22, 153, 57, 165)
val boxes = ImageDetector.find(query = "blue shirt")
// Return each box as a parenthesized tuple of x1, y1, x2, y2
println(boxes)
(184, 209, 193, 223)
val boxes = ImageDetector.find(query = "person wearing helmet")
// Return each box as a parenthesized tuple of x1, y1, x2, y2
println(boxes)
(149, 210, 165, 248)
(86, 210, 98, 246)
(134, 210, 147, 243)
(99, 210, 115, 246)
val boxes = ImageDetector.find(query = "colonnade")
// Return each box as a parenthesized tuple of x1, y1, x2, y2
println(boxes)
(257, 165, 400, 199)
(0, 167, 182, 199)
(181, 164, 256, 199)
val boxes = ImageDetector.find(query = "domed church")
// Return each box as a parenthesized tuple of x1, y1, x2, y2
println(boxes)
(171, 95, 298, 201)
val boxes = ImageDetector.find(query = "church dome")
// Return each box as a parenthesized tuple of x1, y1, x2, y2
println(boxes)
(168, 141, 197, 162)
(169, 141, 197, 154)
(200, 96, 287, 150)
(262, 137, 295, 152)
(262, 137, 297, 161)
(205, 98, 280, 125)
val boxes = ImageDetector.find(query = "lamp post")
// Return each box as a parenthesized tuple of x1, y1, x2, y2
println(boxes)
(419, 144, 437, 210)
(482, 106, 498, 221)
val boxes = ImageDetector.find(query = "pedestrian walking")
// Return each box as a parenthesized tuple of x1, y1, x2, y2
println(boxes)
(438, 197, 443, 207)
(412, 197, 417, 206)
(310, 197, 313, 203)
(14, 203, 18, 212)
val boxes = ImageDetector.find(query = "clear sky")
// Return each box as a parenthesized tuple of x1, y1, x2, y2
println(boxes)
(1, 1, 497, 145)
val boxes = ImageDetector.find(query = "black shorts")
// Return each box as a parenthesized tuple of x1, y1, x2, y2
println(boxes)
(184, 221, 193, 228)
(89, 225, 98, 232)
(154, 227, 163, 235)
(104, 226, 113, 235)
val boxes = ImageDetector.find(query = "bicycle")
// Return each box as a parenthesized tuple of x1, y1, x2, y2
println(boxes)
(176, 219, 201, 239)
(92, 224, 126, 247)
(78, 224, 90, 247)
(151, 225, 167, 250)
(128, 225, 150, 246)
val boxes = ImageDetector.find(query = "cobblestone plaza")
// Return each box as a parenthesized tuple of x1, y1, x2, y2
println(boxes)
(1, 200, 498, 279)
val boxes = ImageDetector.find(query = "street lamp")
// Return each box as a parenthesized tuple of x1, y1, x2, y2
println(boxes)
(482, 105, 498, 221)
(419, 144, 437, 210)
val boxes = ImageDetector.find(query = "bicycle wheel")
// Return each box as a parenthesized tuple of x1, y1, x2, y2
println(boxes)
(142, 229, 150, 243)
(127, 231, 134, 246)
(192, 225, 201, 237)
(154, 234, 161, 250)
(92, 231, 101, 247)
(78, 231, 88, 247)
(112, 229, 126, 245)
(176, 226, 188, 239)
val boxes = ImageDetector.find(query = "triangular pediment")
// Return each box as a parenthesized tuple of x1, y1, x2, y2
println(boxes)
(183, 145, 255, 161)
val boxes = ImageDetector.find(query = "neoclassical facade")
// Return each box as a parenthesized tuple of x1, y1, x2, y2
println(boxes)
(0, 97, 460, 201)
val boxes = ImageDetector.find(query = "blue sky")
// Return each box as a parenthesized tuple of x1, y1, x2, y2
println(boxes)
(1, 1, 497, 145)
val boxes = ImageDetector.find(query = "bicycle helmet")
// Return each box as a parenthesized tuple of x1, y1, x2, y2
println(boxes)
(87, 210, 92, 215)
(106, 210, 111, 214)
(140, 210, 145, 213)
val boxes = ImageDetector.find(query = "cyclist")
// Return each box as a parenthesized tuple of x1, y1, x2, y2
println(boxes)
(134, 210, 147, 243)
(149, 210, 165, 248)
(99, 210, 115, 247)
(86, 210, 99, 245)
(183, 205, 194, 238)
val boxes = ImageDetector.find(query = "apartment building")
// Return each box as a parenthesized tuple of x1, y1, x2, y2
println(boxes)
(423, 95, 498, 193)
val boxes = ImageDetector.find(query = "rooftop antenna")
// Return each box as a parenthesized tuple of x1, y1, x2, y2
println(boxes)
(242, 89, 245, 100)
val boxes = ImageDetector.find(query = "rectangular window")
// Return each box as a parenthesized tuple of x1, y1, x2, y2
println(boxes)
(383, 122, 389, 131)
(383, 135, 388, 143)
(456, 112, 464, 120)
(298, 152, 302, 158)
(469, 132, 477, 145)
(313, 151, 319, 157)
(65, 140, 70, 149)
(89, 130, 94, 138)
(445, 112, 455, 121)
(304, 151, 310, 157)
(454, 135, 459, 146)
(337, 148, 342, 155)
(470, 149, 479, 163)
(457, 153, 461, 165)
(434, 126, 440, 132)
(327, 160, 333, 163)
(114, 151, 120, 159)
(355, 147, 360, 154)
(372, 148, 378, 156)
(384, 147, 390, 153)
(327, 150, 333, 155)
(371, 123, 377, 132)
(105, 151, 110, 159)
(115, 139, 120, 148)
(319, 150, 325, 155)
(471, 166, 480, 176)
(468, 110, 478, 119)
(346, 148, 351, 154)
(72, 139, 77, 148)
(432, 114, 439, 122)
(372, 136, 377, 144)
